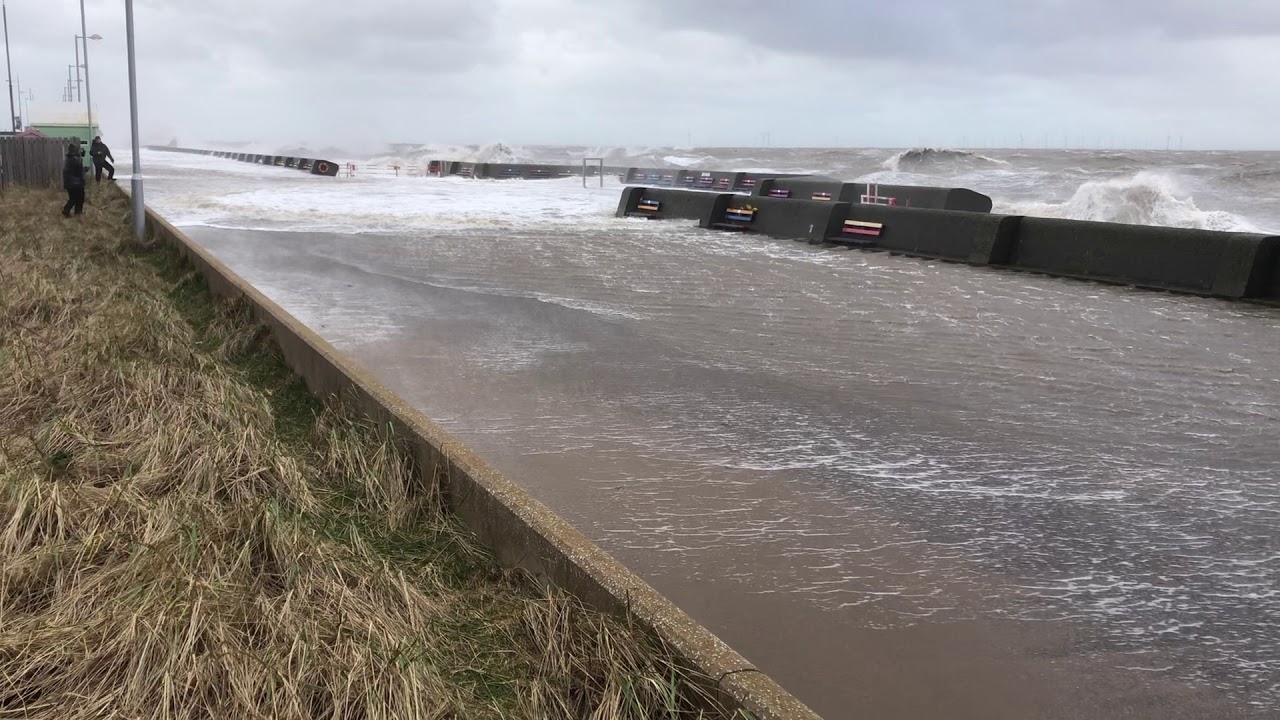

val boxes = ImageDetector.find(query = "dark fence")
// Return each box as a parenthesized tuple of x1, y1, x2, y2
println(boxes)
(0, 137, 69, 190)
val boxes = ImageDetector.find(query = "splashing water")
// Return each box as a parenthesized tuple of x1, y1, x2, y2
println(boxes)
(995, 172, 1260, 231)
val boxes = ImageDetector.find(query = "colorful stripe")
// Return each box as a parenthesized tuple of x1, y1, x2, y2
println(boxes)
(725, 208, 756, 223)
(812, 191, 833, 201)
(843, 220, 883, 236)
(638, 200, 661, 211)
(767, 189, 791, 198)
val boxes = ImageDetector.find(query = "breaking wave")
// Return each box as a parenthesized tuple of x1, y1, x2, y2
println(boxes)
(882, 147, 1010, 173)
(995, 172, 1259, 231)
(578, 145, 687, 168)
(367, 142, 529, 168)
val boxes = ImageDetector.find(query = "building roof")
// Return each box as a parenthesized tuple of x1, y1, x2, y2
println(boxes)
(28, 102, 97, 127)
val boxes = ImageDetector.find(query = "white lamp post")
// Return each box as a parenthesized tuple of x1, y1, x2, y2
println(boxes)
(125, 0, 143, 239)
(78, 0, 101, 141)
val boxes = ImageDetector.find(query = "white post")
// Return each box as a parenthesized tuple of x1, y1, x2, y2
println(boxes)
(79, 0, 93, 141)
(2, 2, 13, 131)
(125, 0, 144, 239)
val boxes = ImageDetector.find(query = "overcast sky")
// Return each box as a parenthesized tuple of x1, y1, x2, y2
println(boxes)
(5, 0, 1279, 152)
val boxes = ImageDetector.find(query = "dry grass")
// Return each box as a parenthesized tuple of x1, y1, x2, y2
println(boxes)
(0, 186, 738, 719)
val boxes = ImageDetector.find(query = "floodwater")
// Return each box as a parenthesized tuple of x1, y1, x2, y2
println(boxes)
(135, 150, 1280, 719)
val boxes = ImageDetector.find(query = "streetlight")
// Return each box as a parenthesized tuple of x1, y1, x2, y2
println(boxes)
(78, 0, 100, 142)
(73, 37, 81, 101)
(125, 0, 143, 239)
(3, 1, 14, 132)
(77, 33, 101, 139)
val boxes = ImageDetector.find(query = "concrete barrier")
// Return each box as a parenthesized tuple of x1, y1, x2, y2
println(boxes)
(310, 159, 340, 177)
(1011, 218, 1280, 297)
(479, 163, 587, 180)
(126, 191, 820, 720)
(616, 188, 1280, 299)
(615, 186, 730, 222)
(149, 147, 342, 178)
(756, 178, 993, 212)
(754, 178, 847, 202)
(1268, 252, 1280, 299)
(707, 196, 850, 241)
(677, 170, 741, 192)
(834, 205, 1022, 264)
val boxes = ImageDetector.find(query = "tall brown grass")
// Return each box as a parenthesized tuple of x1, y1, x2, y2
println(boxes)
(0, 186, 733, 719)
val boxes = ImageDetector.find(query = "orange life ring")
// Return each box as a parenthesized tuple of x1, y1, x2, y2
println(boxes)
(316, 161, 330, 174)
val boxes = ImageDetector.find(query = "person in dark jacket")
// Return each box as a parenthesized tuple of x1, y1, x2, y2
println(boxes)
(62, 144, 87, 218)
(90, 135, 115, 182)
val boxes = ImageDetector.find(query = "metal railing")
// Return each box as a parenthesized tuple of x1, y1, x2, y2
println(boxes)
(582, 157, 604, 188)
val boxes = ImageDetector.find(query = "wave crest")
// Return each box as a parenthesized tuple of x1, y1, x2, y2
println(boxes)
(995, 172, 1259, 231)
(882, 147, 1010, 172)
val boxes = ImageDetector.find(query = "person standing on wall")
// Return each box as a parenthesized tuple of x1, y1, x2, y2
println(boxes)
(62, 143, 87, 218)
(90, 135, 115, 182)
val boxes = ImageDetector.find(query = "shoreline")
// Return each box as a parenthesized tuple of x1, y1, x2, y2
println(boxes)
(0, 186, 778, 719)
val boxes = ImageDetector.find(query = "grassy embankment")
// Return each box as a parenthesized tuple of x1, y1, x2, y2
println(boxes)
(0, 185, 735, 719)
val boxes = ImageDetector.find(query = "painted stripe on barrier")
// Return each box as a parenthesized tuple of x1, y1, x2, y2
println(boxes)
(843, 220, 884, 236)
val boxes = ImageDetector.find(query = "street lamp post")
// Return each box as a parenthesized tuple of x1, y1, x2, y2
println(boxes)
(3, 1, 15, 132)
(78, 0, 99, 143)
(76, 33, 101, 138)
(125, 0, 144, 239)
(73, 38, 81, 102)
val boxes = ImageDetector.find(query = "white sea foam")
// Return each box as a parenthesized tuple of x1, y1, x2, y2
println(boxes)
(995, 172, 1260, 231)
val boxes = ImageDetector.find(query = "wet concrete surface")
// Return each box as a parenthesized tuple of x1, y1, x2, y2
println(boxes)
(169, 218, 1280, 719)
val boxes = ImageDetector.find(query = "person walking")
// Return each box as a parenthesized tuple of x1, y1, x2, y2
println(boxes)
(62, 144, 87, 218)
(90, 135, 115, 182)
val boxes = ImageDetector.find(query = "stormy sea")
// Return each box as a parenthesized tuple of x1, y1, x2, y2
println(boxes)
(130, 144, 1280, 719)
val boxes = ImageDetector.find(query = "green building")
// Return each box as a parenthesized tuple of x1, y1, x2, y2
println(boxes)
(29, 105, 100, 150)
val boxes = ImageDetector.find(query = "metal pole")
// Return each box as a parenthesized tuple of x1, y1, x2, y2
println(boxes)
(125, 0, 144, 239)
(79, 1, 92, 139)
(74, 37, 81, 102)
(2, 2, 14, 132)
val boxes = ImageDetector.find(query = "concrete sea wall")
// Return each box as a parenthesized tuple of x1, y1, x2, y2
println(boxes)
(431, 158, 989, 211)
(147, 146, 341, 177)
(1010, 217, 1277, 297)
(617, 187, 1280, 300)
(129, 190, 821, 720)
(755, 178, 994, 213)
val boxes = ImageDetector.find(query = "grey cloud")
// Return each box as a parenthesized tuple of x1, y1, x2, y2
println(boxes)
(136, 0, 501, 75)
(644, 0, 1280, 70)
(7, 0, 1276, 150)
